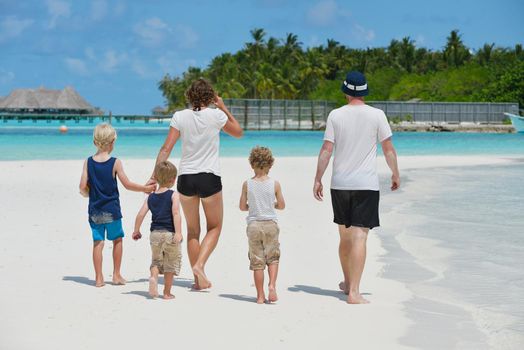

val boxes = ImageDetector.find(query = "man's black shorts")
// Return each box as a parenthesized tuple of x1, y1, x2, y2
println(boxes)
(330, 189, 380, 229)
(177, 173, 222, 198)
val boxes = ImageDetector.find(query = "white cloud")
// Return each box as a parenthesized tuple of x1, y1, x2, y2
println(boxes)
(134, 17, 170, 47)
(157, 52, 196, 74)
(0, 16, 34, 42)
(353, 24, 375, 42)
(175, 24, 198, 48)
(0, 69, 15, 84)
(91, 0, 108, 21)
(46, 0, 71, 29)
(307, 0, 338, 26)
(131, 59, 156, 79)
(133, 17, 199, 49)
(64, 57, 88, 75)
(83, 47, 127, 72)
(100, 50, 127, 72)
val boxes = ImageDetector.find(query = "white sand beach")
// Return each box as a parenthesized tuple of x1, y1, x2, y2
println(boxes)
(0, 155, 520, 350)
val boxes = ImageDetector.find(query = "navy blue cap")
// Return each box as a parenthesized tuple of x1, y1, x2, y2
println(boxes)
(341, 71, 369, 97)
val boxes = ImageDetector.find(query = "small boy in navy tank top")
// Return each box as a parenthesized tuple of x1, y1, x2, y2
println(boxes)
(239, 147, 286, 304)
(132, 161, 182, 299)
(79, 123, 155, 287)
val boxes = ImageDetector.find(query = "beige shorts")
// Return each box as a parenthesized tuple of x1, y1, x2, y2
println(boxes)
(246, 220, 280, 270)
(150, 230, 182, 275)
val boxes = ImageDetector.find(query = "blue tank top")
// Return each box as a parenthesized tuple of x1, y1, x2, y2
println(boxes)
(87, 157, 122, 224)
(148, 190, 175, 233)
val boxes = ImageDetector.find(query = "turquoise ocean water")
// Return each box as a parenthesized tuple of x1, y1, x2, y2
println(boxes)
(0, 120, 523, 160)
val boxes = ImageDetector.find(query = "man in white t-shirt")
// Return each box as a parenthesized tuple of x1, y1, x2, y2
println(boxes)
(313, 71, 400, 304)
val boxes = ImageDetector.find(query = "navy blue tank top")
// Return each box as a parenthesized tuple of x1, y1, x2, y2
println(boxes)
(148, 190, 175, 233)
(87, 157, 122, 224)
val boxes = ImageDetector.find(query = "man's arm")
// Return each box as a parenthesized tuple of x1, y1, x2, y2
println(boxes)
(313, 141, 334, 201)
(381, 137, 400, 191)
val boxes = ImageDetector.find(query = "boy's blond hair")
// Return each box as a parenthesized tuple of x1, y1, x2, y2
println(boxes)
(154, 161, 178, 187)
(249, 146, 274, 169)
(93, 123, 117, 151)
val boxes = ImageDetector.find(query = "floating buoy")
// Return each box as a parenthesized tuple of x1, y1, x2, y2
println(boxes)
(59, 125, 68, 133)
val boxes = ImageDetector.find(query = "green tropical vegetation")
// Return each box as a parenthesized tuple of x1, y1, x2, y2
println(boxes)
(158, 29, 524, 111)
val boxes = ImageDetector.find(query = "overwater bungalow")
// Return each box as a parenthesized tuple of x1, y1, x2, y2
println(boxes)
(0, 86, 100, 115)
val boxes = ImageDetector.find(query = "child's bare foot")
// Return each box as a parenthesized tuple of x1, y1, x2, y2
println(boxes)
(163, 293, 175, 300)
(192, 265, 212, 289)
(112, 275, 126, 285)
(347, 292, 370, 304)
(256, 295, 266, 304)
(149, 277, 159, 298)
(339, 281, 349, 295)
(268, 285, 278, 303)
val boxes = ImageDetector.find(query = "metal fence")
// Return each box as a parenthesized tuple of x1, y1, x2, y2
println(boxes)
(369, 101, 519, 123)
(1, 100, 518, 129)
(222, 98, 336, 130)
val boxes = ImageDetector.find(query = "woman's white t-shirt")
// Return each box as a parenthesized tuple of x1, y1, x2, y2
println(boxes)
(323, 104, 392, 191)
(170, 108, 228, 176)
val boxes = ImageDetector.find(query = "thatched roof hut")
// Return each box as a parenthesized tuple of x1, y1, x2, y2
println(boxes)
(0, 86, 96, 114)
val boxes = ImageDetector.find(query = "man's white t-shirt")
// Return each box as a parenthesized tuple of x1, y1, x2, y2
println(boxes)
(323, 104, 392, 191)
(170, 108, 228, 176)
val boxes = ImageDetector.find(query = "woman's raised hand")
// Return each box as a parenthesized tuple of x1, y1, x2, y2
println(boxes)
(214, 95, 226, 111)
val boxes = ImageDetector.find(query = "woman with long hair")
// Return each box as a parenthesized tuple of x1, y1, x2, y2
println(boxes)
(149, 78, 243, 289)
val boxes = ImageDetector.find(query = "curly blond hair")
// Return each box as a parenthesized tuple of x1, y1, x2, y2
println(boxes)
(185, 78, 216, 111)
(249, 146, 274, 169)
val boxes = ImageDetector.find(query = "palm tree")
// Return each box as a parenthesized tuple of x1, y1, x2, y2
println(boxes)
(399, 37, 415, 72)
(443, 29, 471, 67)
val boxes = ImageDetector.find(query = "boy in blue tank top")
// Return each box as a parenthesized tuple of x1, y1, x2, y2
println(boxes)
(132, 161, 182, 299)
(79, 123, 155, 287)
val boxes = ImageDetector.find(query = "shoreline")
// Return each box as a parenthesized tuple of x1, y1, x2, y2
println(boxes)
(378, 156, 524, 349)
(389, 123, 515, 133)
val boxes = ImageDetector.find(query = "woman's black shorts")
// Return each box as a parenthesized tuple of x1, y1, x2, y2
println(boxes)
(177, 173, 222, 198)
(330, 189, 380, 229)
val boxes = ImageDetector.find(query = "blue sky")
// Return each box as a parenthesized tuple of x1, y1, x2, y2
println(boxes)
(0, 0, 523, 114)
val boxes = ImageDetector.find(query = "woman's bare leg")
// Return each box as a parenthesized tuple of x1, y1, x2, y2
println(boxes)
(192, 191, 223, 289)
(179, 194, 201, 288)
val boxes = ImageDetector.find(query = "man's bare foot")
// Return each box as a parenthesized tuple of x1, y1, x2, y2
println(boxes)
(163, 293, 175, 300)
(256, 295, 266, 304)
(192, 265, 212, 289)
(347, 292, 370, 304)
(339, 281, 349, 295)
(95, 279, 105, 287)
(268, 285, 278, 303)
(149, 277, 159, 297)
(191, 283, 201, 290)
(112, 275, 126, 285)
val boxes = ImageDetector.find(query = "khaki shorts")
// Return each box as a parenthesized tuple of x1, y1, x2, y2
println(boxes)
(246, 220, 280, 270)
(150, 230, 182, 275)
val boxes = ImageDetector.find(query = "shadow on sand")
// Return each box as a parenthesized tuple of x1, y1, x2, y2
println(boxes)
(218, 294, 258, 303)
(288, 284, 372, 301)
(63, 276, 150, 286)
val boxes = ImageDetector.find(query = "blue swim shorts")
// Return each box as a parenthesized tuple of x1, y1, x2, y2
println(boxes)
(89, 219, 125, 241)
